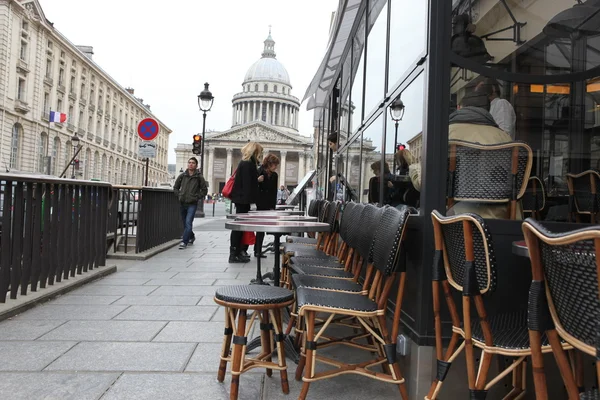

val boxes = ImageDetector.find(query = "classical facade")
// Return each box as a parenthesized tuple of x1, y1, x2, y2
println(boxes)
(0, 0, 171, 186)
(175, 31, 313, 193)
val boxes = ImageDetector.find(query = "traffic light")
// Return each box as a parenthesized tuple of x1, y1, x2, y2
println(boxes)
(192, 134, 202, 155)
(74, 159, 80, 170)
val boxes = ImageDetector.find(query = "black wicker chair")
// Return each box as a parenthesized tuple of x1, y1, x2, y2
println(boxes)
(426, 210, 558, 400)
(281, 200, 332, 255)
(523, 219, 600, 400)
(566, 170, 600, 223)
(521, 176, 546, 220)
(447, 140, 532, 220)
(295, 205, 411, 400)
(285, 199, 323, 246)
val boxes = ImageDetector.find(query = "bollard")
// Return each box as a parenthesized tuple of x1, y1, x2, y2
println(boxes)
(212, 200, 216, 217)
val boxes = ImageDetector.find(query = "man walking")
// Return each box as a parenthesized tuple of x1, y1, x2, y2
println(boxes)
(173, 157, 208, 249)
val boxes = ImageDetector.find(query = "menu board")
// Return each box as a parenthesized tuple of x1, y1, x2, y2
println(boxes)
(286, 170, 316, 205)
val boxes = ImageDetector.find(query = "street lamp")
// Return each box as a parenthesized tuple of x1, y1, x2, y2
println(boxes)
(197, 82, 214, 176)
(71, 134, 80, 179)
(389, 97, 405, 173)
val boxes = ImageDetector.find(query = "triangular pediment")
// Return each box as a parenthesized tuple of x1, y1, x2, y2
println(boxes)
(206, 122, 310, 145)
(19, 1, 48, 25)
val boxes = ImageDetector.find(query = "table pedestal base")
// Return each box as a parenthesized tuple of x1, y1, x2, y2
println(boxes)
(246, 334, 300, 364)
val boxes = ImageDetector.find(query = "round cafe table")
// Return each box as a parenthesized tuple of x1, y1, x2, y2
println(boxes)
(512, 240, 529, 258)
(225, 220, 329, 286)
(276, 205, 296, 210)
(249, 210, 305, 216)
(236, 215, 317, 222)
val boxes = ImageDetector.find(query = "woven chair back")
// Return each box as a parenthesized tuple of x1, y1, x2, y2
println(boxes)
(521, 176, 546, 214)
(448, 140, 532, 204)
(567, 170, 600, 214)
(431, 210, 498, 294)
(523, 219, 600, 356)
(342, 203, 365, 249)
(355, 205, 385, 262)
(371, 206, 412, 276)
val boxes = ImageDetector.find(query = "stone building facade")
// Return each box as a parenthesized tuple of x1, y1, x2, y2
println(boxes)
(0, 0, 171, 186)
(175, 30, 313, 193)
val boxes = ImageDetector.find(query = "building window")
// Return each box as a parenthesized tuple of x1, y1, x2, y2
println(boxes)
(88, 116, 92, 131)
(58, 68, 64, 86)
(21, 20, 28, 31)
(80, 83, 85, 97)
(10, 124, 21, 169)
(79, 111, 84, 128)
(70, 76, 75, 93)
(38, 133, 48, 172)
(68, 105, 74, 122)
(52, 137, 60, 175)
(262, 101, 267, 122)
(20, 41, 27, 61)
(57, 99, 62, 112)
(17, 78, 25, 101)
(90, 89, 94, 105)
(43, 93, 49, 115)
(46, 59, 52, 78)
(264, 84, 268, 92)
(255, 84, 258, 91)
(274, 85, 278, 93)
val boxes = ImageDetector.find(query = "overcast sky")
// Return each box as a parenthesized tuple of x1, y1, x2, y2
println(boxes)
(41, 0, 338, 163)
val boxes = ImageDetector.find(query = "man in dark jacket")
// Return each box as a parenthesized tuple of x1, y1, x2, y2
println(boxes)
(173, 157, 208, 249)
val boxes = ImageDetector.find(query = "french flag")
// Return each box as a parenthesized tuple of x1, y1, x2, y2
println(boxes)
(49, 110, 67, 123)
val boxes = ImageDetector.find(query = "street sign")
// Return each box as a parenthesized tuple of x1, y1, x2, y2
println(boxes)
(138, 141, 156, 158)
(137, 118, 160, 141)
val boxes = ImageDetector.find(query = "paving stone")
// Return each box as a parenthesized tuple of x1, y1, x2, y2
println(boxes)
(150, 286, 222, 296)
(45, 342, 196, 372)
(152, 321, 225, 343)
(0, 341, 76, 371)
(114, 305, 217, 321)
(0, 372, 119, 400)
(124, 265, 173, 272)
(113, 272, 179, 279)
(14, 305, 129, 320)
(214, 279, 253, 286)
(168, 265, 227, 272)
(38, 320, 167, 341)
(101, 372, 262, 400)
(0, 320, 67, 340)
(94, 278, 152, 286)
(173, 272, 240, 280)
(113, 296, 201, 306)
(70, 285, 158, 296)
(144, 278, 217, 286)
(51, 295, 123, 305)
(197, 296, 218, 306)
(184, 343, 227, 372)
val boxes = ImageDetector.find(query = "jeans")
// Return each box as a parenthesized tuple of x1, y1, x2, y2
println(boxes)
(180, 203, 197, 244)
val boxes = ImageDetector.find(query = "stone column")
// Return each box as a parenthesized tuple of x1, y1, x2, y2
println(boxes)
(232, 105, 236, 126)
(283, 104, 287, 127)
(259, 102, 264, 122)
(207, 147, 215, 191)
(298, 151, 305, 179)
(226, 148, 233, 180)
(279, 150, 287, 187)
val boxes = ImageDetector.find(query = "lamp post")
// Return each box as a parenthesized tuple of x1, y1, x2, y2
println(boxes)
(197, 82, 214, 176)
(196, 83, 214, 218)
(389, 97, 405, 173)
(71, 134, 80, 179)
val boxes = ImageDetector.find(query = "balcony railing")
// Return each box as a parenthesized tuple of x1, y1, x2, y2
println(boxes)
(57, 84, 65, 93)
(69, 91, 76, 101)
(67, 123, 75, 132)
(79, 97, 87, 106)
(43, 76, 53, 86)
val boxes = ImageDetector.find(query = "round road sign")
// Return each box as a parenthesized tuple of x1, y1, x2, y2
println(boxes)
(137, 118, 160, 141)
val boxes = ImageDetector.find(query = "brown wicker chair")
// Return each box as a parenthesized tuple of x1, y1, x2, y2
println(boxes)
(566, 170, 600, 223)
(447, 140, 533, 220)
(295, 205, 411, 399)
(521, 176, 546, 220)
(427, 210, 558, 400)
(522, 218, 600, 399)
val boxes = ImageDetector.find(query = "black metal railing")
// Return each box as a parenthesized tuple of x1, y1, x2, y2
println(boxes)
(0, 174, 110, 303)
(136, 187, 182, 253)
(109, 186, 141, 254)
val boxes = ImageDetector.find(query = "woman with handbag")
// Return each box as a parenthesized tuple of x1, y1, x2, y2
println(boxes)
(228, 141, 263, 263)
(254, 153, 280, 258)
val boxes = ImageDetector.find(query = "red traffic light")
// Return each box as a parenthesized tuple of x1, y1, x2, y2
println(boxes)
(193, 134, 202, 142)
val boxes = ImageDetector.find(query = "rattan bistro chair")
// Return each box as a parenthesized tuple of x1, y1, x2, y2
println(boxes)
(447, 140, 533, 220)
(522, 219, 600, 399)
(295, 206, 411, 400)
(427, 210, 550, 400)
(521, 176, 546, 220)
(566, 170, 600, 223)
(285, 199, 323, 245)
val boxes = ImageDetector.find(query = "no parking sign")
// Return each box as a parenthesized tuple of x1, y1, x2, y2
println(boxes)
(137, 118, 160, 141)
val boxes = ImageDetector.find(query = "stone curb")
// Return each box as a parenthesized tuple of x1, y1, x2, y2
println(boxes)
(0, 265, 117, 321)
(107, 239, 181, 260)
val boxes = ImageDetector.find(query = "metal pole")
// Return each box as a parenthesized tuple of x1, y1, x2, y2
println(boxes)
(144, 158, 149, 186)
(393, 120, 399, 173)
(201, 111, 206, 175)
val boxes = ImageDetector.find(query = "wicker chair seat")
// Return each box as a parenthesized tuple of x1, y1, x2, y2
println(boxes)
(296, 287, 378, 312)
(468, 310, 549, 350)
(289, 258, 344, 269)
(215, 285, 294, 305)
(290, 264, 354, 279)
(288, 248, 331, 258)
(282, 243, 317, 254)
(292, 274, 363, 293)
(285, 237, 318, 245)
(581, 389, 599, 400)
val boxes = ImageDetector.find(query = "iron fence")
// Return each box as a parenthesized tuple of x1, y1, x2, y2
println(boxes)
(136, 187, 182, 253)
(0, 174, 110, 303)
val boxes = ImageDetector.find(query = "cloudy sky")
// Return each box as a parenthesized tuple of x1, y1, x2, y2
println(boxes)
(41, 0, 338, 163)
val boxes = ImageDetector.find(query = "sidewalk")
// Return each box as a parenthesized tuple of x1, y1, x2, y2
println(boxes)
(0, 218, 403, 399)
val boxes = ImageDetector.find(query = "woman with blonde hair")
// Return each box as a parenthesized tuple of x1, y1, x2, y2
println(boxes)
(229, 141, 263, 263)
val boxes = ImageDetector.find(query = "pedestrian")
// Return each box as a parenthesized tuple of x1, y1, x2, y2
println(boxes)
(173, 157, 208, 249)
(229, 141, 263, 263)
(276, 185, 289, 205)
(255, 153, 280, 258)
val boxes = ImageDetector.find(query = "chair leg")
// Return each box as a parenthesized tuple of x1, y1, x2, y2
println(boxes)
(298, 311, 315, 400)
(374, 315, 408, 399)
(529, 330, 548, 400)
(218, 307, 234, 383)
(547, 329, 580, 399)
(230, 309, 247, 400)
(272, 308, 290, 394)
(260, 310, 273, 377)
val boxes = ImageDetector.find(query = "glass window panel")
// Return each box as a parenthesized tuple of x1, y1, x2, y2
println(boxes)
(361, 115, 384, 204)
(388, 0, 428, 90)
(364, 3, 388, 115)
(351, 49, 365, 134)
